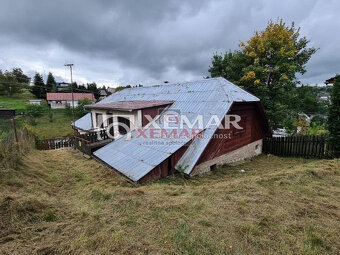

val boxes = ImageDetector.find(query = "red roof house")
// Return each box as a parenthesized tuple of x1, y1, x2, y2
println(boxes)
(46, 93, 95, 109)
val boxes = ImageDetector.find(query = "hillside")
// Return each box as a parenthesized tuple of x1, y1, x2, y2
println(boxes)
(0, 90, 35, 112)
(0, 92, 74, 139)
(0, 149, 339, 254)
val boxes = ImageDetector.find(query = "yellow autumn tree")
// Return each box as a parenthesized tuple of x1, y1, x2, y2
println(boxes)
(209, 19, 317, 128)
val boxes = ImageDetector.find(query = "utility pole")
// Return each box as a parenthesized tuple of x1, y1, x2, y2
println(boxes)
(64, 64, 75, 125)
(12, 117, 18, 143)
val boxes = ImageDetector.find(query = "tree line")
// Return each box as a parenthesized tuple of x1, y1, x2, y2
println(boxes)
(31, 72, 103, 100)
(0, 68, 31, 96)
(0, 69, 105, 100)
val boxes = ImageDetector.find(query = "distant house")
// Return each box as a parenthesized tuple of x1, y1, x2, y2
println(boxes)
(318, 95, 330, 102)
(29, 99, 42, 105)
(73, 78, 269, 182)
(56, 82, 70, 92)
(107, 87, 116, 94)
(47, 93, 95, 109)
(98, 89, 108, 101)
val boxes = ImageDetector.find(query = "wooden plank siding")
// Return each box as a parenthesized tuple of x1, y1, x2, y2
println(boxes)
(141, 106, 166, 127)
(140, 140, 192, 182)
(197, 102, 267, 164)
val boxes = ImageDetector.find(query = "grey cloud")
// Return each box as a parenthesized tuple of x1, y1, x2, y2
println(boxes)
(0, 0, 339, 86)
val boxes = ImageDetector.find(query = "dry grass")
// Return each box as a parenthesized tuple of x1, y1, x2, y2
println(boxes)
(0, 149, 339, 255)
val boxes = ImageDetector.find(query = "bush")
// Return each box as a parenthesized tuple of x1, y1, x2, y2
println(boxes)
(26, 104, 45, 117)
(75, 98, 92, 118)
(307, 122, 328, 135)
(48, 111, 54, 123)
(311, 115, 326, 126)
(0, 128, 34, 170)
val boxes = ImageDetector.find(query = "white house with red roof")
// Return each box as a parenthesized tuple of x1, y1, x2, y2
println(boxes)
(46, 93, 95, 109)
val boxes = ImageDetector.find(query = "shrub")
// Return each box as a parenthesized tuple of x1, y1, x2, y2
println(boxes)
(75, 98, 92, 118)
(311, 115, 326, 126)
(0, 127, 34, 170)
(26, 104, 45, 117)
(48, 111, 54, 122)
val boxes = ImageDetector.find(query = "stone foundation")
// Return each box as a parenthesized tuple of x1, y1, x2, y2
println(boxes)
(190, 139, 263, 176)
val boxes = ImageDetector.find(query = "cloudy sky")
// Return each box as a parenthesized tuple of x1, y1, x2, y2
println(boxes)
(0, 0, 338, 87)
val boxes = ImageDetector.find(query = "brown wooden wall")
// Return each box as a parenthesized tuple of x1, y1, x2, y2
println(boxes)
(140, 141, 191, 182)
(139, 102, 268, 182)
(197, 102, 267, 164)
(141, 106, 165, 126)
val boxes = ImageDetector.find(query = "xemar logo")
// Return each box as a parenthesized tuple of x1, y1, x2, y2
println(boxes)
(96, 112, 244, 141)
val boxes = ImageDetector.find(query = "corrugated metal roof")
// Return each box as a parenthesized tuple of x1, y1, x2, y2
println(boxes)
(93, 126, 194, 182)
(86, 100, 174, 111)
(73, 113, 93, 131)
(77, 77, 260, 181)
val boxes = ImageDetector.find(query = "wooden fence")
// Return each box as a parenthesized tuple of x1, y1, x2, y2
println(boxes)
(36, 136, 74, 150)
(73, 130, 111, 156)
(262, 135, 336, 158)
(36, 130, 111, 156)
(75, 130, 109, 143)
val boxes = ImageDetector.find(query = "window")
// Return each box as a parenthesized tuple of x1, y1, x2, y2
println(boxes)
(96, 113, 104, 128)
(118, 117, 130, 134)
(233, 116, 246, 135)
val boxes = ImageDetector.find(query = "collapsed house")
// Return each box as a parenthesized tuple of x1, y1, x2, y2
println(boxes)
(73, 78, 269, 182)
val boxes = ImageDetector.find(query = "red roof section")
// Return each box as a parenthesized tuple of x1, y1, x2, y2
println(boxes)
(86, 100, 174, 111)
(47, 93, 95, 101)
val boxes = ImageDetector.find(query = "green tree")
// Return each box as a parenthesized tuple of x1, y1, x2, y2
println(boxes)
(209, 19, 317, 128)
(209, 51, 247, 83)
(32, 73, 46, 99)
(327, 75, 340, 152)
(11, 68, 30, 84)
(26, 104, 45, 117)
(115, 85, 131, 92)
(0, 69, 28, 96)
(46, 72, 56, 92)
(75, 98, 92, 118)
(296, 86, 320, 114)
(87, 82, 100, 100)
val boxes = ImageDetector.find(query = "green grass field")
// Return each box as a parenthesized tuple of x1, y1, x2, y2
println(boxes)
(24, 111, 74, 138)
(0, 90, 37, 112)
(0, 92, 75, 139)
(0, 150, 339, 254)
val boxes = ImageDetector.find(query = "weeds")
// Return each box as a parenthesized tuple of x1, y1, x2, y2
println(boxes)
(0, 150, 339, 254)
(0, 127, 34, 170)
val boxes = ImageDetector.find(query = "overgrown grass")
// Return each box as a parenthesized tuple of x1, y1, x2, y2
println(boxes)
(23, 111, 74, 138)
(0, 93, 74, 138)
(0, 128, 34, 170)
(0, 150, 339, 254)
(0, 90, 37, 112)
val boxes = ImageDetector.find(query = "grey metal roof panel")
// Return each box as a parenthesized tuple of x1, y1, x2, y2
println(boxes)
(82, 77, 261, 181)
(93, 126, 194, 182)
(220, 79, 259, 102)
(73, 113, 92, 131)
(175, 101, 233, 174)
